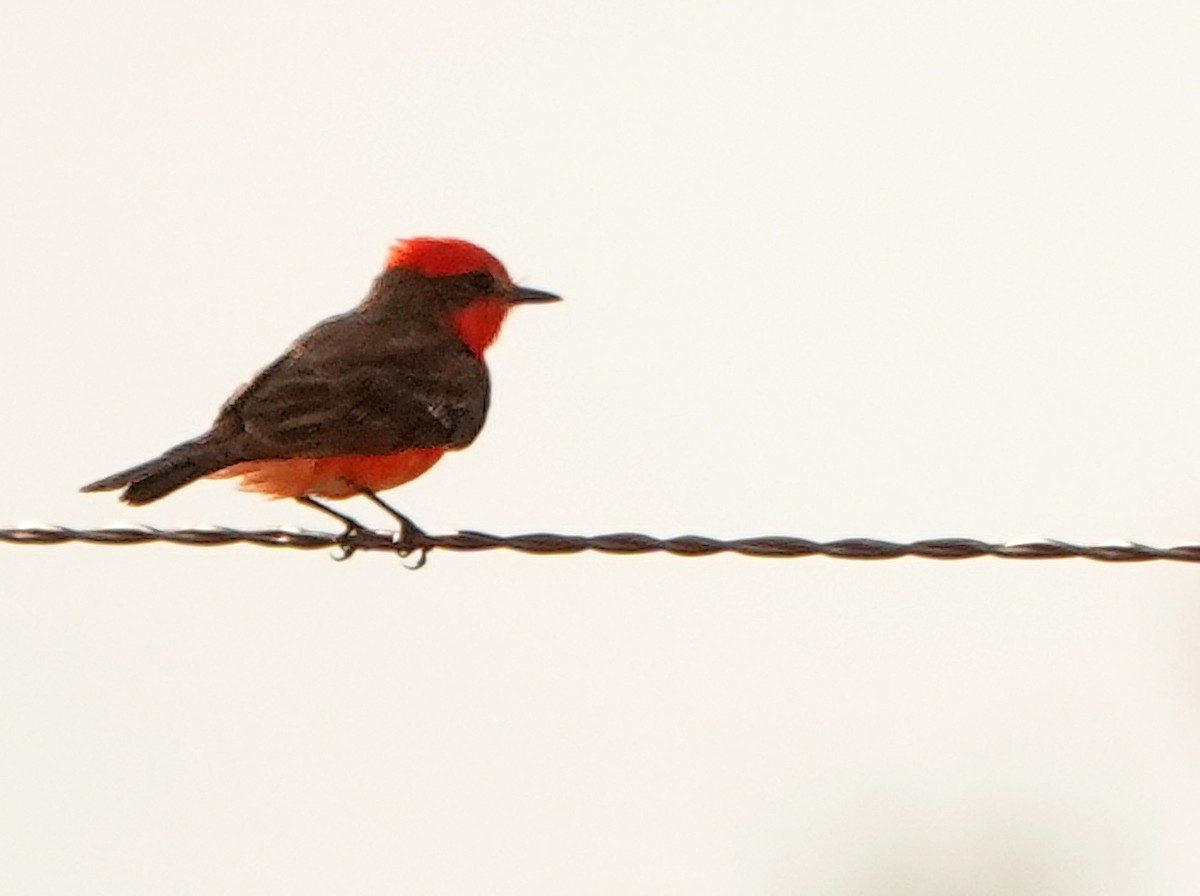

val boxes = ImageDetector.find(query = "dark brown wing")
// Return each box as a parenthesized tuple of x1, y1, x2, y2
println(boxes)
(215, 312, 490, 459)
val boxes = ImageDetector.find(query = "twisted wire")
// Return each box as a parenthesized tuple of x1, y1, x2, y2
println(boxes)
(3, 525, 1200, 562)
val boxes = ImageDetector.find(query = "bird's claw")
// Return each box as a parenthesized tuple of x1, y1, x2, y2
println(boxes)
(391, 523, 430, 569)
(332, 524, 362, 561)
(355, 488, 431, 568)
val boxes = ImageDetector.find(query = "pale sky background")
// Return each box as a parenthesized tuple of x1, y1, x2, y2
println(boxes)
(2, 1, 1199, 893)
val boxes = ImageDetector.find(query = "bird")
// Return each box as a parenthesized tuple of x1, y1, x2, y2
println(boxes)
(82, 236, 560, 560)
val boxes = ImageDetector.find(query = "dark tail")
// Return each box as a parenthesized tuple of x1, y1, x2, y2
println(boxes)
(81, 435, 232, 505)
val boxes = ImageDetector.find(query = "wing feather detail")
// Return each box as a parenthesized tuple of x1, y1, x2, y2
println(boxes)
(215, 313, 490, 459)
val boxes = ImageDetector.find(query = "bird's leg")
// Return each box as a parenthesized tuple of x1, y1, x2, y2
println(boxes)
(357, 488, 431, 569)
(296, 495, 368, 561)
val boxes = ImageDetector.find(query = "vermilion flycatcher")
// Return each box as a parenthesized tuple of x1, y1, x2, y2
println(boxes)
(82, 237, 559, 552)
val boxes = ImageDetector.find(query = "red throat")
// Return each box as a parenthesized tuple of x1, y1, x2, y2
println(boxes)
(452, 298, 509, 356)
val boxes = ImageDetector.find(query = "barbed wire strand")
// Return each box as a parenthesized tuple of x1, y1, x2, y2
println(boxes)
(4, 525, 1200, 563)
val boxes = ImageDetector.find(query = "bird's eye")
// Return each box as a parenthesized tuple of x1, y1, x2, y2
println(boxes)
(466, 270, 496, 292)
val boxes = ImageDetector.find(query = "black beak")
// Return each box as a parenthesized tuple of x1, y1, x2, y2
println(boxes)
(508, 284, 561, 304)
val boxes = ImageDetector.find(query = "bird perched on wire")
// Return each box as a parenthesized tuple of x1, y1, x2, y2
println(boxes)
(82, 236, 560, 561)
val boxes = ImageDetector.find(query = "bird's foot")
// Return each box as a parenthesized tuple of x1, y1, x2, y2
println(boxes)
(358, 489, 431, 569)
(296, 496, 369, 561)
